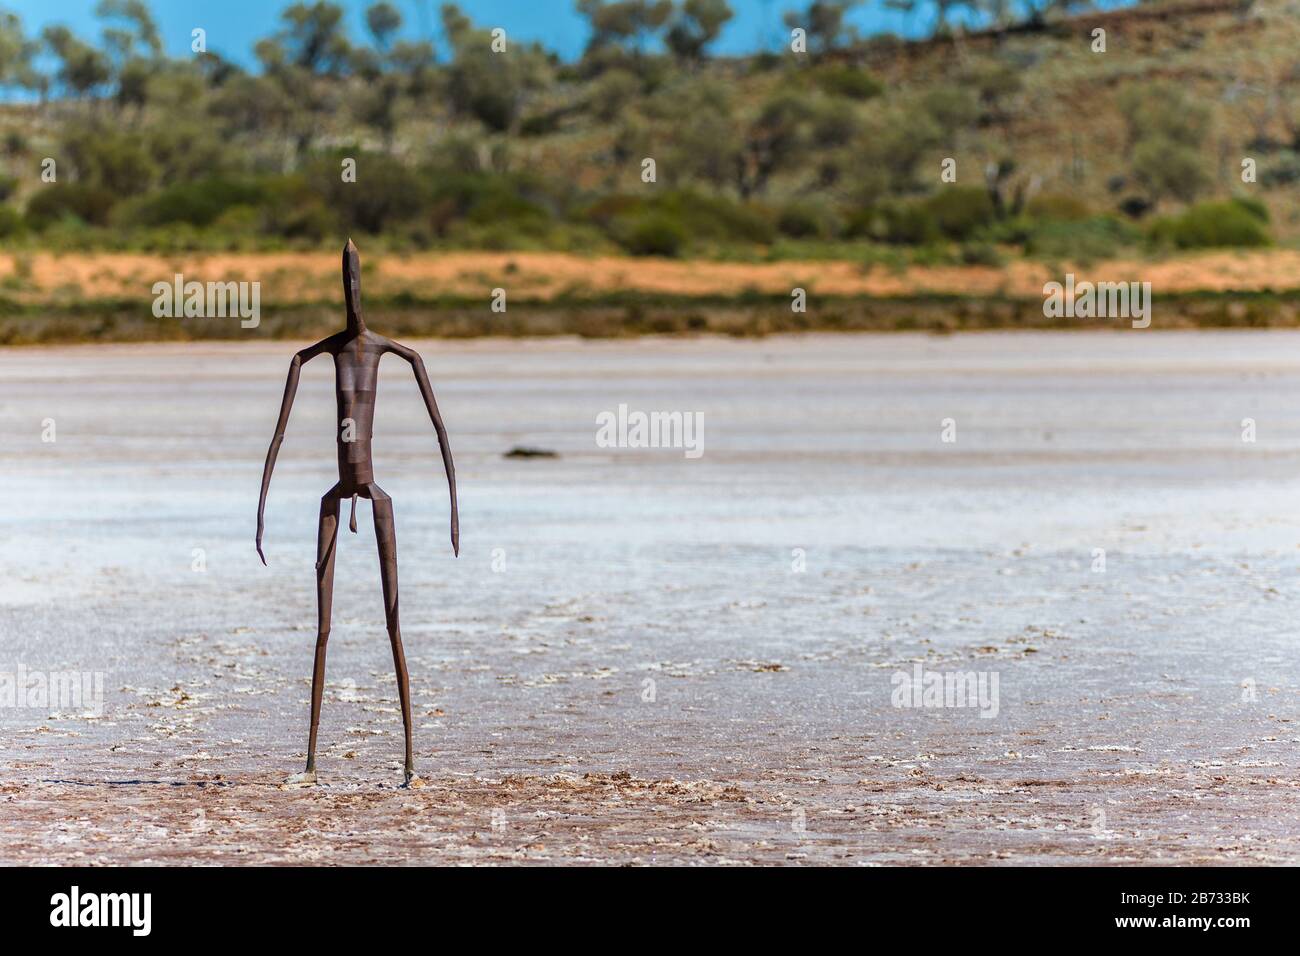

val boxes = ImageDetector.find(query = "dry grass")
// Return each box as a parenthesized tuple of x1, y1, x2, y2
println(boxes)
(7, 248, 1300, 308)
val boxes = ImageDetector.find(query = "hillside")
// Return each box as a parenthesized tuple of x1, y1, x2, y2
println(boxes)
(2, 0, 1300, 341)
(0, 0, 1295, 259)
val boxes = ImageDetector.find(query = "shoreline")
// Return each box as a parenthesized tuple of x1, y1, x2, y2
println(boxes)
(3, 289, 1300, 345)
(8, 247, 1300, 344)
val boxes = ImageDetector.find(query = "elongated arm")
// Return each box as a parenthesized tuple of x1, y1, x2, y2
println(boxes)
(256, 340, 331, 564)
(388, 341, 458, 556)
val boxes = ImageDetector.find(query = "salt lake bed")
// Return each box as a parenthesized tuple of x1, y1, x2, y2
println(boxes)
(1, 330, 1297, 864)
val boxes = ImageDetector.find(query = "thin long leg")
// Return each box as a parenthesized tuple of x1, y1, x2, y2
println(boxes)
(304, 483, 342, 777)
(370, 484, 414, 783)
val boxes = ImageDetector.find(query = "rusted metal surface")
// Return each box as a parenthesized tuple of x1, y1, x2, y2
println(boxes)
(256, 240, 458, 786)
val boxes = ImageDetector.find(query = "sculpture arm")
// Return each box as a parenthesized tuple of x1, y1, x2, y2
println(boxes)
(256, 339, 331, 564)
(388, 341, 459, 557)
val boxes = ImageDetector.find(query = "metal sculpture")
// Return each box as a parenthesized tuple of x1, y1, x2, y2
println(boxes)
(256, 240, 458, 786)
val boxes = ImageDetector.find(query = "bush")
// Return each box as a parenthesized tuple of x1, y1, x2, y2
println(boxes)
(586, 190, 775, 248)
(25, 183, 117, 229)
(310, 152, 423, 234)
(1148, 199, 1271, 249)
(663, 190, 774, 243)
(114, 177, 266, 228)
(425, 171, 557, 239)
(587, 69, 641, 122)
(777, 202, 835, 239)
(1024, 216, 1139, 261)
(0, 206, 24, 238)
(1025, 194, 1090, 222)
(1261, 152, 1300, 187)
(259, 175, 337, 240)
(848, 200, 938, 245)
(620, 213, 687, 257)
(853, 188, 995, 246)
(518, 110, 563, 137)
(960, 242, 1004, 267)
(926, 187, 996, 241)
(1132, 137, 1209, 204)
(1229, 195, 1269, 224)
(813, 65, 882, 101)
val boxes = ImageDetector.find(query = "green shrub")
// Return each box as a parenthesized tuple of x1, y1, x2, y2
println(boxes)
(926, 186, 996, 241)
(663, 190, 774, 243)
(427, 171, 558, 238)
(0, 205, 24, 238)
(959, 241, 1004, 267)
(777, 202, 835, 239)
(586, 190, 774, 247)
(259, 175, 337, 240)
(620, 213, 687, 257)
(311, 153, 422, 234)
(813, 65, 883, 101)
(920, 85, 981, 129)
(211, 205, 263, 237)
(1025, 194, 1090, 222)
(518, 110, 564, 137)
(1132, 137, 1209, 204)
(1148, 200, 1271, 249)
(115, 177, 266, 228)
(1261, 152, 1300, 187)
(849, 189, 996, 246)
(850, 200, 939, 245)
(1025, 216, 1139, 261)
(25, 183, 117, 229)
(587, 69, 642, 122)
(1229, 195, 1269, 224)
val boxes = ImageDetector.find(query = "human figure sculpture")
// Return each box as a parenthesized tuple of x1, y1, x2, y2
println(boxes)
(256, 239, 458, 786)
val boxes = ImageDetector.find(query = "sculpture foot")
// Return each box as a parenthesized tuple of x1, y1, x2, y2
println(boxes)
(286, 769, 318, 787)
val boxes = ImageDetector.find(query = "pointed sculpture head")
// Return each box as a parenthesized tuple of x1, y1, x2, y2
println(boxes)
(343, 238, 365, 334)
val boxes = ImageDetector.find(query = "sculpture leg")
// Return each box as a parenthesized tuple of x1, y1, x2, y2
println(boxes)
(291, 483, 341, 785)
(369, 483, 415, 785)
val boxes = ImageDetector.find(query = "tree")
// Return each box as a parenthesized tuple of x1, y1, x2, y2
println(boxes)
(95, 0, 165, 111)
(95, 0, 161, 61)
(388, 39, 439, 100)
(209, 73, 294, 139)
(578, 0, 675, 56)
(665, 0, 733, 62)
(42, 26, 111, 99)
(1119, 83, 1212, 206)
(0, 13, 42, 97)
(365, 2, 403, 51)
(736, 91, 813, 197)
(782, 0, 863, 55)
(277, 2, 352, 76)
(441, 3, 551, 134)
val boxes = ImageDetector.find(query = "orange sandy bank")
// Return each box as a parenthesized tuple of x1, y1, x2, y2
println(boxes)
(4, 248, 1300, 305)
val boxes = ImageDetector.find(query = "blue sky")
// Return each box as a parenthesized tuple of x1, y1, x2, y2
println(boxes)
(2, 0, 951, 65)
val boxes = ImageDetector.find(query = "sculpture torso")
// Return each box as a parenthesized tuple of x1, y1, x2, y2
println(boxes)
(333, 331, 386, 492)
(256, 239, 457, 569)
